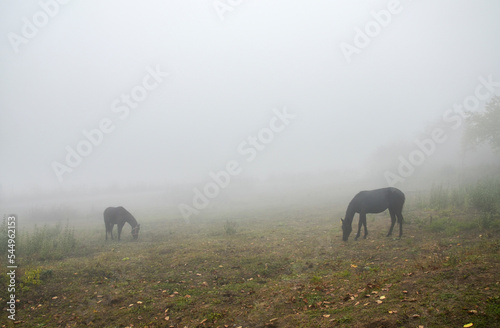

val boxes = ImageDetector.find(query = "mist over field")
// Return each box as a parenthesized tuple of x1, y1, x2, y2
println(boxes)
(1, 0, 500, 223)
(3, 3, 500, 327)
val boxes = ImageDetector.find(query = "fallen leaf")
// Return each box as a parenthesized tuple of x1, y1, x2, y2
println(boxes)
(380, 296, 386, 300)
(468, 310, 477, 314)
(351, 264, 358, 268)
(323, 314, 330, 318)
(137, 301, 143, 304)
(463, 324, 473, 328)
(164, 316, 170, 321)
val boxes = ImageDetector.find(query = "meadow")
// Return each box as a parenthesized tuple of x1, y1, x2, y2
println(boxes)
(1, 181, 499, 328)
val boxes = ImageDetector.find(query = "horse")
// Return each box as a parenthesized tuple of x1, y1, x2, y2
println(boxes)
(104, 206, 140, 241)
(341, 187, 405, 241)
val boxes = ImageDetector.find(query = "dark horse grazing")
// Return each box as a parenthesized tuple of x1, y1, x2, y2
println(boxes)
(104, 206, 140, 241)
(341, 187, 405, 241)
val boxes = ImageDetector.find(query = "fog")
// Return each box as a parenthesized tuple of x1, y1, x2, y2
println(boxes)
(1, 1, 500, 221)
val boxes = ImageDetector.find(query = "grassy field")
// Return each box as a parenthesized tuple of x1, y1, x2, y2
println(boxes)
(1, 187, 500, 327)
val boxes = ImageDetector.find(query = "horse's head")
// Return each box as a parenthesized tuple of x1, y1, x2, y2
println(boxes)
(131, 224, 140, 240)
(341, 218, 351, 242)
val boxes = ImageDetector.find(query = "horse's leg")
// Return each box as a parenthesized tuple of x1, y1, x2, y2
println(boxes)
(355, 213, 365, 240)
(109, 224, 114, 240)
(117, 223, 124, 241)
(387, 208, 396, 237)
(362, 214, 368, 239)
(397, 211, 404, 238)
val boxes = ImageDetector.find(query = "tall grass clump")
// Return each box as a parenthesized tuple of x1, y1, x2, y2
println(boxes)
(224, 219, 237, 235)
(0, 216, 8, 258)
(468, 179, 500, 214)
(468, 178, 500, 230)
(424, 179, 500, 233)
(429, 184, 450, 210)
(20, 221, 77, 261)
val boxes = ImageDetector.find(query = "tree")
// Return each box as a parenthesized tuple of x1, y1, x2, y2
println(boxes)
(464, 96, 500, 153)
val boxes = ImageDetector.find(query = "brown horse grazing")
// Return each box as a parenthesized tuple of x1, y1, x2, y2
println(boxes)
(341, 187, 405, 241)
(104, 206, 140, 241)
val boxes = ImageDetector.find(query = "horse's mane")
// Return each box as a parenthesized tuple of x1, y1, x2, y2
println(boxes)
(116, 206, 138, 227)
(123, 208, 138, 226)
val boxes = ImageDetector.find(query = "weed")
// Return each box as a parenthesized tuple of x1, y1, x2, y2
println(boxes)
(224, 220, 237, 235)
(206, 311, 224, 322)
(337, 315, 353, 324)
(310, 275, 322, 284)
(439, 293, 457, 300)
(172, 296, 194, 310)
(486, 296, 500, 317)
(20, 268, 42, 292)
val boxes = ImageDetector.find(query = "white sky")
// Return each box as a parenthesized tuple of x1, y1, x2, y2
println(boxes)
(1, 0, 499, 194)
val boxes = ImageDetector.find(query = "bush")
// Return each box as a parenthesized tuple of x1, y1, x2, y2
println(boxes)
(468, 179, 500, 215)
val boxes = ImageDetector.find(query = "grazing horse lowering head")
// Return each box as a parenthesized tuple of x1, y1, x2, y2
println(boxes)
(104, 206, 141, 241)
(340, 187, 405, 242)
(131, 224, 140, 240)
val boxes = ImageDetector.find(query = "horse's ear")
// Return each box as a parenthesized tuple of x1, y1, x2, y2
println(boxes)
(340, 218, 344, 223)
